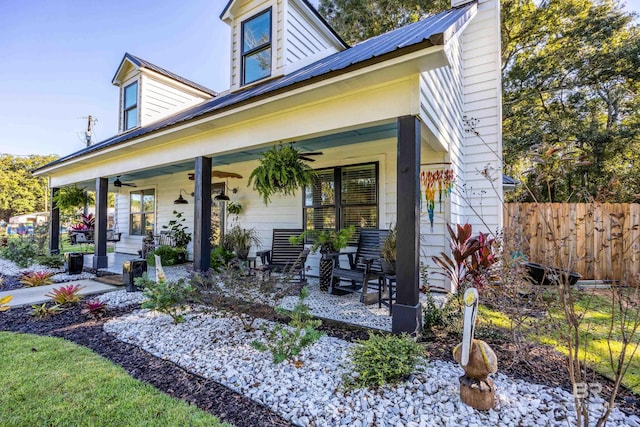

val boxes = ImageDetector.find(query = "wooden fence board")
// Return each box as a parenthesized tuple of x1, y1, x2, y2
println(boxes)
(504, 203, 640, 282)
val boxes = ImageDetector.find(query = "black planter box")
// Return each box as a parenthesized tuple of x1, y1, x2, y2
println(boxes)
(65, 252, 84, 275)
(123, 259, 148, 292)
(526, 262, 581, 286)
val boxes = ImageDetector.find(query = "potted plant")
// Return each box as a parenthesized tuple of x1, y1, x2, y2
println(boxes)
(381, 223, 396, 275)
(223, 225, 261, 260)
(291, 226, 355, 291)
(248, 144, 315, 205)
(162, 210, 191, 263)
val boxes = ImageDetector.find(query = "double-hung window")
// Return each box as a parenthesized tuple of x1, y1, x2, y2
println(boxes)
(130, 189, 155, 235)
(241, 9, 272, 85)
(304, 163, 378, 236)
(123, 81, 138, 131)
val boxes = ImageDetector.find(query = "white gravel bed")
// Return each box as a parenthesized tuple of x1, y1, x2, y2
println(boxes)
(0, 258, 95, 281)
(95, 289, 146, 308)
(104, 309, 638, 427)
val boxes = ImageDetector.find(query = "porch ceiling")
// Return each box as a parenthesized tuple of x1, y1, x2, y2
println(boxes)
(74, 122, 398, 190)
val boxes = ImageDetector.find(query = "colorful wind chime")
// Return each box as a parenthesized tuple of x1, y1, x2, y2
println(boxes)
(420, 169, 455, 230)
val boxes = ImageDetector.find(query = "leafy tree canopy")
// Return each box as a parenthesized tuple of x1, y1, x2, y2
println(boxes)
(0, 154, 58, 221)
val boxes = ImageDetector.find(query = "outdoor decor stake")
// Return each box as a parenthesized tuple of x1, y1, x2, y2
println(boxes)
(452, 288, 498, 410)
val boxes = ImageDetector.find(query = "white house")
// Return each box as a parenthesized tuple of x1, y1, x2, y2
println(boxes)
(35, 0, 503, 334)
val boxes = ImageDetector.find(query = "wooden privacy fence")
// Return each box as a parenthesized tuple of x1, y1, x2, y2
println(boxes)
(504, 203, 640, 281)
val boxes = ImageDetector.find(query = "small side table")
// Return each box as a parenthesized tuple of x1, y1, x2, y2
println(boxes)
(378, 274, 396, 315)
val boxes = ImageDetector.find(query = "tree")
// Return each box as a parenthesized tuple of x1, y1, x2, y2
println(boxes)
(502, 0, 640, 202)
(0, 154, 58, 221)
(318, 0, 448, 45)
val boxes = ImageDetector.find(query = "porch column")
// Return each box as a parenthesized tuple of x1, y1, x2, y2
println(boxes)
(193, 156, 212, 271)
(392, 115, 423, 335)
(93, 177, 108, 269)
(49, 187, 60, 254)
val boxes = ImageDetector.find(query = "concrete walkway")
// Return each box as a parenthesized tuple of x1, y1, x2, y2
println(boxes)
(0, 280, 120, 308)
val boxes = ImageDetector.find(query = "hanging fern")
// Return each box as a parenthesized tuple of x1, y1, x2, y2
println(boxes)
(248, 144, 315, 205)
(52, 185, 93, 212)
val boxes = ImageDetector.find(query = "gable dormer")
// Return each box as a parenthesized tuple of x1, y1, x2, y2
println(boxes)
(221, 0, 347, 91)
(111, 53, 217, 133)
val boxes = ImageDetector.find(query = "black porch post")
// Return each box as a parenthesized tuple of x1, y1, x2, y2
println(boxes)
(392, 115, 423, 335)
(193, 156, 212, 272)
(49, 187, 60, 254)
(93, 177, 108, 269)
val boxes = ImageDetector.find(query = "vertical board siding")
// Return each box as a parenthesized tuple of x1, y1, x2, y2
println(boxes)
(504, 203, 640, 282)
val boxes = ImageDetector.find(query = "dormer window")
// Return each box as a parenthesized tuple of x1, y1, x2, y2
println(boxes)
(123, 81, 138, 130)
(241, 9, 272, 85)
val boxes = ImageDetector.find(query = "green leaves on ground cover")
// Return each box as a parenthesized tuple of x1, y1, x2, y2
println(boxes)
(0, 332, 227, 426)
(343, 332, 424, 390)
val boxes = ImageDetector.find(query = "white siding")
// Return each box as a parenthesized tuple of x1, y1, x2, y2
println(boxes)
(139, 74, 209, 127)
(459, 0, 503, 235)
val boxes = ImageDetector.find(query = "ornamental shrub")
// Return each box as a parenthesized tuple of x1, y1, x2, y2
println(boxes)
(0, 238, 39, 268)
(140, 278, 194, 324)
(343, 332, 424, 390)
(146, 245, 185, 266)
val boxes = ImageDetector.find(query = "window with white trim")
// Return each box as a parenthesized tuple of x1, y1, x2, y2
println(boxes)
(304, 163, 378, 236)
(130, 189, 154, 235)
(241, 9, 272, 85)
(123, 81, 138, 131)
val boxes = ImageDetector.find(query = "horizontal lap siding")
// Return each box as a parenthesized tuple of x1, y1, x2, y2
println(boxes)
(460, 0, 502, 236)
(140, 76, 208, 127)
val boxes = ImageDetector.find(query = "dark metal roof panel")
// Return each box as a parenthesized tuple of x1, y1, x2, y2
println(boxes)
(39, 4, 475, 171)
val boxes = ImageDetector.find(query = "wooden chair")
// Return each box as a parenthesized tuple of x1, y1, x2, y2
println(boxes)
(256, 229, 309, 283)
(329, 229, 389, 304)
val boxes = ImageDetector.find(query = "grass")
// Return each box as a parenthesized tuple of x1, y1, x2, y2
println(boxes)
(480, 289, 640, 394)
(0, 332, 229, 426)
(60, 232, 115, 254)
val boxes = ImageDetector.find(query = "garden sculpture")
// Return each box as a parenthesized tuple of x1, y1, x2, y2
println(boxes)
(452, 287, 498, 410)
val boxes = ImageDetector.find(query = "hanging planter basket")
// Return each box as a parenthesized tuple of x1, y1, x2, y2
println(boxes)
(248, 144, 315, 205)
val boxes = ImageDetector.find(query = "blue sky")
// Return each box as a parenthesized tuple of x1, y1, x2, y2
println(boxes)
(0, 0, 637, 158)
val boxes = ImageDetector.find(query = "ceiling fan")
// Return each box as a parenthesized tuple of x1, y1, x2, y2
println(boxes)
(113, 176, 137, 187)
(298, 151, 323, 162)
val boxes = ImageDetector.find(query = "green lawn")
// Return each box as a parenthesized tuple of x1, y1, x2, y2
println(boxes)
(0, 332, 229, 426)
(480, 289, 640, 394)
(59, 232, 115, 254)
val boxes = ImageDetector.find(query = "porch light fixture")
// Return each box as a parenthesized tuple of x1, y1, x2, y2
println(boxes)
(213, 184, 237, 202)
(174, 189, 189, 205)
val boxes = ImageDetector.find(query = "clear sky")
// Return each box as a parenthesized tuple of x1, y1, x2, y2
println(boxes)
(0, 0, 637, 158)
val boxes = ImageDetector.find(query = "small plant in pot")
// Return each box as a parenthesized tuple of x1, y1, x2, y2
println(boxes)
(381, 223, 397, 274)
(223, 225, 261, 260)
(162, 210, 192, 263)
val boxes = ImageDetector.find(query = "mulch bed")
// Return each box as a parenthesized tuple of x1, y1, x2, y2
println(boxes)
(1, 290, 638, 425)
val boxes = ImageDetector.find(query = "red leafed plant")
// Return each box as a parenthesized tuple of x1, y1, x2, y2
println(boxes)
(20, 271, 55, 287)
(81, 299, 107, 319)
(45, 284, 85, 305)
(432, 223, 497, 292)
(70, 213, 95, 231)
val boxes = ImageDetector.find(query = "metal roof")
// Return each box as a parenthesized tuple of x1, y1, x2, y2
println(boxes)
(38, 3, 475, 172)
(113, 53, 218, 97)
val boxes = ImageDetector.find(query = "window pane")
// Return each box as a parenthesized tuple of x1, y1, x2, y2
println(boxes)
(244, 48, 271, 84)
(124, 82, 137, 108)
(131, 214, 142, 235)
(130, 193, 142, 213)
(125, 107, 137, 130)
(305, 207, 335, 231)
(342, 206, 377, 229)
(243, 11, 270, 52)
(305, 169, 334, 206)
(143, 192, 154, 212)
(342, 164, 376, 204)
(144, 214, 155, 233)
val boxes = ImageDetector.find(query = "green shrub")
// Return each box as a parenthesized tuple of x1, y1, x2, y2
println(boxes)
(251, 286, 323, 363)
(36, 253, 65, 269)
(0, 238, 39, 268)
(343, 332, 424, 390)
(146, 245, 185, 266)
(141, 278, 194, 324)
(422, 291, 444, 331)
(210, 246, 235, 272)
